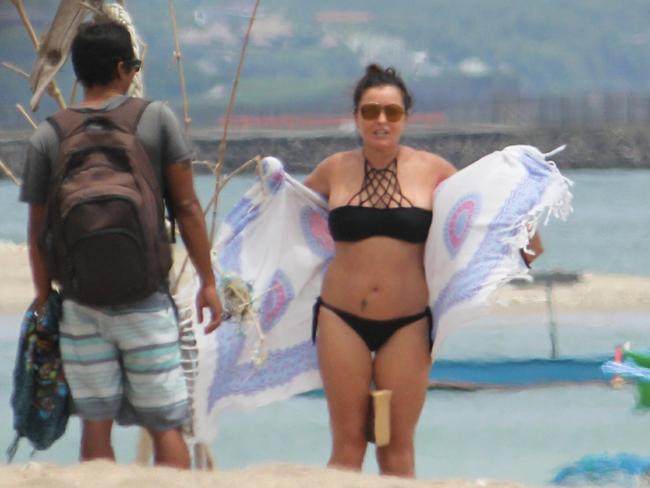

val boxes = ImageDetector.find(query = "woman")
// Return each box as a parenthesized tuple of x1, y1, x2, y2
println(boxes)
(305, 64, 541, 477)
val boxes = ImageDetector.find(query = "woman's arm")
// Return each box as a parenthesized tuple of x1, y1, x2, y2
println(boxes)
(521, 231, 544, 267)
(304, 156, 333, 198)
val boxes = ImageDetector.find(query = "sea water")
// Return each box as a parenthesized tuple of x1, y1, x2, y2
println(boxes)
(1, 169, 649, 485)
(2, 169, 650, 275)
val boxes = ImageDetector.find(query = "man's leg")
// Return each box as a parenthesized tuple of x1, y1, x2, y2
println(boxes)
(81, 419, 115, 461)
(149, 427, 191, 469)
(119, 296, 191, 469)
(59, 301, 122, 463)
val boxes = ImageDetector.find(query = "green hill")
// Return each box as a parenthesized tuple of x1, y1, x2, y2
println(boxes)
(2, 0, 650, 128)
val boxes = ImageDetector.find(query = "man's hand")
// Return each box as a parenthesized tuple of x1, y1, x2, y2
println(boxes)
(34, 292, 50, 317)
(196, 283, 224, 334)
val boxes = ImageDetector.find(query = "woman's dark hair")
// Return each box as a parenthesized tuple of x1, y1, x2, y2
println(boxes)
(353, 64, 413, 113)
(71, 21, 136, 87)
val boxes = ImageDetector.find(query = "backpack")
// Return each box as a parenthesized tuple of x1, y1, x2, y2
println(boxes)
(7, 291, 70, 461)
(42, 97, 172, 306)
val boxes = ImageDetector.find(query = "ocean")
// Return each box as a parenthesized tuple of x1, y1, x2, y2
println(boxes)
(3, 169, 650, 275)
(1, 169, 649, 485)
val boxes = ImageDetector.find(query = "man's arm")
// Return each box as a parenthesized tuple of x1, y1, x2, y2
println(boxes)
(28, 204, 52, 312)
(164, 161, 223, 333)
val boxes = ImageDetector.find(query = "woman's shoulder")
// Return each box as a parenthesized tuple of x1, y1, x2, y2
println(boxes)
(315, 150, 359, 174)
(305, 150, 360, 196)
(402, 146, 457, 177)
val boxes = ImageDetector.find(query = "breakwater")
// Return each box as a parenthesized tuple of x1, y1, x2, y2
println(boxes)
(2, 124, 650, 178)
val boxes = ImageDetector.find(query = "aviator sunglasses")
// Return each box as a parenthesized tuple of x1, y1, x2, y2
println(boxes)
(123, 58, 142, 72)
(359, 102, 405, 122)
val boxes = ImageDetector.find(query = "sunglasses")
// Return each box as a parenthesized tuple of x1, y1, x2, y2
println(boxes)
(124, 59, 142, 72)
(359, 103, 405, 122)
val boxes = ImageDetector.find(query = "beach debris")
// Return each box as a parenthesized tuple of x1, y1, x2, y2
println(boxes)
(602, 346, 650, 408)
(220, 272, 269, 366)
(552, 453, 650, 486)
(25, 0, 100, 110)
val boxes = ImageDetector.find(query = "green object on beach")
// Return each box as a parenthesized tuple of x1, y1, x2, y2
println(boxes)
(637, 382, 650, 408)
(623, 350, 650, 408)
(624, 350, 650, 368)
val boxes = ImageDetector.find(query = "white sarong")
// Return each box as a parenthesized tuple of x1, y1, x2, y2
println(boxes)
(182, 146, 572, 443)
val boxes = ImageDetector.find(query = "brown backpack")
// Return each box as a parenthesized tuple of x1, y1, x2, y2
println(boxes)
(41, 97, 172, 306)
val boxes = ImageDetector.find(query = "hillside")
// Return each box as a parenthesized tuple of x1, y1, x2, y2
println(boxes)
(1, 0, 650, 128)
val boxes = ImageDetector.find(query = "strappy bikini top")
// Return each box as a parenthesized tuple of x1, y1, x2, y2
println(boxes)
(328, 157, 433, 243)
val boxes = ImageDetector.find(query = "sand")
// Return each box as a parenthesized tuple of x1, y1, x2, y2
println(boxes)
(2, 242, 650, 316)
(0, 461, 526, 488)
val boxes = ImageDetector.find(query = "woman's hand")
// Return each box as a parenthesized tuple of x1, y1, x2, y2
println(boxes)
(521, 232, 544, 267)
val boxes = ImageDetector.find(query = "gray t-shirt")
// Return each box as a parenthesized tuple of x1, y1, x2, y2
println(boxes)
(20, 95, 193, 204)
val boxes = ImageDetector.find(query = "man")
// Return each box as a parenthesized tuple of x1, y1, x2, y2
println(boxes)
(20, 21, 222, 469)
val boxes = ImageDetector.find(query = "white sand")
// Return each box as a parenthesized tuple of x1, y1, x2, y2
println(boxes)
(0, 461, 526, 488)
(2, 242, 650, 316)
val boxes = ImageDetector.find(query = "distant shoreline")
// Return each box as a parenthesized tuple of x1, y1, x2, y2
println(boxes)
(2, 123, 650, 177)
(2, 242, 649, 315)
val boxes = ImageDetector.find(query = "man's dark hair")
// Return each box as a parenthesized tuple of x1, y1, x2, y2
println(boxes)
(353, 63, 414, 113)
(71, 21, 136, 87)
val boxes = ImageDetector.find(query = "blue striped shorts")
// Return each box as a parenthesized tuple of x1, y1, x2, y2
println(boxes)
(59, 292, 189, 432)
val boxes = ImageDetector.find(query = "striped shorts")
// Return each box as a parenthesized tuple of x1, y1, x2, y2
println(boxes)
(59, 292, 189, 432)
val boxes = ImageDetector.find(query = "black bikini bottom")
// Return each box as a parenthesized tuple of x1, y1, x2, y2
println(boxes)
(312, 297, 433, 352)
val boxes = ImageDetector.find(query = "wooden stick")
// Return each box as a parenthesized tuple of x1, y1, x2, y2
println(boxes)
(10, 0, 38, 47)
(0, 158, 21, 186)
(10, 0, 66, 110)
(171, 155, 261, 294)
(2, 61, 30, 79)
(79, 1, 104, 17)
(208, 0, 261, 246)
(169, 0, 192, 134)
(69, 79, 79, 106)
(16, 103, 37, 129)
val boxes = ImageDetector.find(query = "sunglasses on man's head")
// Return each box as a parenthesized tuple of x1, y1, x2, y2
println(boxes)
(124, 59, 142, 72)
(359, 103, 405, 122)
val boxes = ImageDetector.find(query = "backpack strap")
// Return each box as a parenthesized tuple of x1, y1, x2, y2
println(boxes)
(47, 109, 90, 142)
(47, 97, 151, 141)
(104, 97, 151, 134)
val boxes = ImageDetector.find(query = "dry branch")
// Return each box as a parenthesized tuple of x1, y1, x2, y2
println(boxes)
(2, 62, 30, 79)
(169, 0, 192, 134)
(208, 0, 261, 246)
(11, 0, 68, 110)
(0, 158, 21, 186)
(16, 104, 37, 129)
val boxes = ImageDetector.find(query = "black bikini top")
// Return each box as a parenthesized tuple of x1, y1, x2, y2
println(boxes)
(328, 157, 433, 243)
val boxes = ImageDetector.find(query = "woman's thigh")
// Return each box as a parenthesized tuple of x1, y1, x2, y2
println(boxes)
(373, 318, 431, 443)
(316, 307, 373, 436)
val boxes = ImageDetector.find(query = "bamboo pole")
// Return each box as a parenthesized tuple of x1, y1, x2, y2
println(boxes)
(171, 155, 261, 294)
(10, 0, 66, 110)
(208, 0, 261, 246)
(0, 158, 21, 186)
(2, 62, 30, 79)
(69, 79, 79, 106)
(16, 104, 38, 129)
(169, 0, 192, 134)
